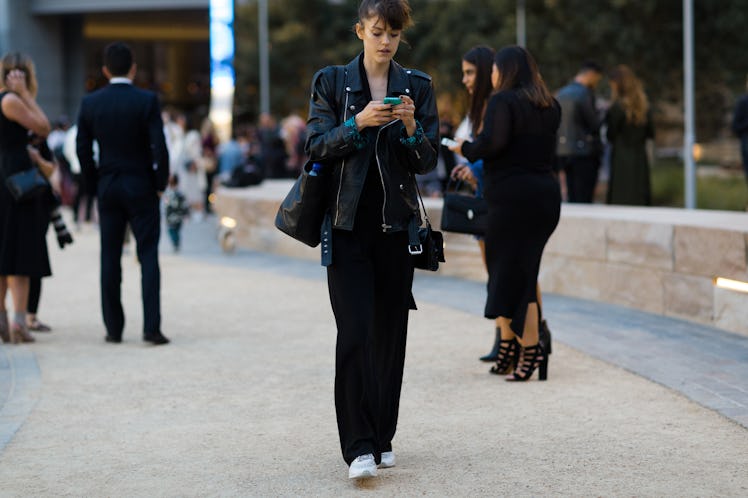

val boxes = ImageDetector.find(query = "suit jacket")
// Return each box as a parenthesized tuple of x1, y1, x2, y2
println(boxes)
(76, 82, 169, 196)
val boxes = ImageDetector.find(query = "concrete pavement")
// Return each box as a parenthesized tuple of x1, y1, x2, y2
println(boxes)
(0, 216, 746, 496)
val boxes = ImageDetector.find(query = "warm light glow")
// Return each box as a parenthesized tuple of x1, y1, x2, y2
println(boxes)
(692, 143, 703, 162)
(208, 193, 217, 204)
(221, 216, 237, 229)
(714, 277, 748, 294)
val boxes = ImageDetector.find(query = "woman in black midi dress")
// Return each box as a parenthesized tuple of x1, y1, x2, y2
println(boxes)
(0, 52, 52, 344)
(454, 46, 561, 381)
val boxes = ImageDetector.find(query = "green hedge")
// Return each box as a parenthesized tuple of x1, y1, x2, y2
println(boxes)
(650, 158, 748, 211)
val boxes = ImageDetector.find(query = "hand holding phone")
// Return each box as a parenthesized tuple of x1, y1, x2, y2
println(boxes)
(383, 97, 402, 106)
(441, 137, 459, 148)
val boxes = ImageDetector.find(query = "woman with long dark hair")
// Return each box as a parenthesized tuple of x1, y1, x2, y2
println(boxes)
(305, 0, 438, 480)
(449, 45, 560, 381)
(450, 46, 502, 360)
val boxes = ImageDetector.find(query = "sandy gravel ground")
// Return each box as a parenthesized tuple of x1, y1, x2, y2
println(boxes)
(0, 227, 746, 497)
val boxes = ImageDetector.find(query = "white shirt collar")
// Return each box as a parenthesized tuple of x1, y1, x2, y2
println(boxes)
(109, 77, 132, 85)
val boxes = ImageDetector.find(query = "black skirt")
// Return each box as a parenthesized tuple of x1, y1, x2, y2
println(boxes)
(483, 172, 560, 337)
(0, 168, 52, 278)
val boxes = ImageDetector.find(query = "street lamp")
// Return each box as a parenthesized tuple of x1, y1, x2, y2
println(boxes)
(683, 0, 696, 209)
(516, 0, 526, 47)
(258, 0, 270, 115)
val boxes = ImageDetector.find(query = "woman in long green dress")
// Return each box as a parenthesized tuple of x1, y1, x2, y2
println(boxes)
(605, 65, 654, 205)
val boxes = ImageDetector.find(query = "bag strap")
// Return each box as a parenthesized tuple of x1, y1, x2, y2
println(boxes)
(407, 179, 430, 255)
(413, 179, 431, 227)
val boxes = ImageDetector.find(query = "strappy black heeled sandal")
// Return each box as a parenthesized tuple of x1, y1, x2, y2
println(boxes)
(489, 338, 519, 375)
(539, 318, 552, 356)
(505, 343, 547, 381)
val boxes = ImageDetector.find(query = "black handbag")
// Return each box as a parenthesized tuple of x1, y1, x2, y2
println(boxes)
(274, 161, 329, 248)
(440, 180, 488, 235)
(412, 222, 445, 271)
(4, 166, 50, 202)
(411, 182, 445, 271)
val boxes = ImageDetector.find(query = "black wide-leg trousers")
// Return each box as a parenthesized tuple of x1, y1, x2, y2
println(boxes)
(327, 226, 413, 465)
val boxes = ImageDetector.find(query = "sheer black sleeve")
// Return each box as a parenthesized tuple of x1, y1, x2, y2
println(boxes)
(461, 93, 511, 163)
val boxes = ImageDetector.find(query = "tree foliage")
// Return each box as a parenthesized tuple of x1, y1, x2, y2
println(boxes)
(235, 0, 748, 141)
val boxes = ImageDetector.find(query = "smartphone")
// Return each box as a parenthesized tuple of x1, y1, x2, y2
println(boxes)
(441, 137, 459, 148)
(383, 97, 402, 106)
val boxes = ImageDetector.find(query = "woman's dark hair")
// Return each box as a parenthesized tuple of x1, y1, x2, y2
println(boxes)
(462, 45, 495, 135)
(358, 0, 413, 30)
(104, 42, 134, 76)
(493, 45, 554, 108)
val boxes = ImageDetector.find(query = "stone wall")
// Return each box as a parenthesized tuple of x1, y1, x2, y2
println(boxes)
(214, 181, 748, 337)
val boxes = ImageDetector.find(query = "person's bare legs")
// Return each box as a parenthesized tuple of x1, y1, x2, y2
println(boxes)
(0, 276, 7, 313)
(516, 303, 539, 347)
(0, 276, 8, 343)
(478, 239, 503, 360)
(7, 276, 33, 343)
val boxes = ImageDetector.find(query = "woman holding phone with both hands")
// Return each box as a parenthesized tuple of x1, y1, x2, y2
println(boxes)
(448, 45, 560, 381)
(304, 0, 438, 480)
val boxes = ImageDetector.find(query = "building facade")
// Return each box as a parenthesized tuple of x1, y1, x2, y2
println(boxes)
(0, 0, 210, 123)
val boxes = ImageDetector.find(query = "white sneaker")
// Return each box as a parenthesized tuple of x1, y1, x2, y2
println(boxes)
(348, 454, 377, 479)
(379, 451, 395, 468)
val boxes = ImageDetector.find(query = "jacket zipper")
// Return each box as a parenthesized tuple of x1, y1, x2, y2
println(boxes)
(375, 119, 398, 232)
(334, 88, 350, 226)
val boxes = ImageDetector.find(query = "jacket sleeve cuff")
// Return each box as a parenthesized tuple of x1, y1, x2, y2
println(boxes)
(344, 116, 368, 150)
(399, 121, 425, 148)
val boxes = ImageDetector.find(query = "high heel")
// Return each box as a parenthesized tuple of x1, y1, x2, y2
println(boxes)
(9, 323, 35, 344)
(489, 338, 518, 375)
(539, 319, 552, 355)
(505, 343, 547, 381)
(0, 312, 9, 343)
(479, 328, 502, 362)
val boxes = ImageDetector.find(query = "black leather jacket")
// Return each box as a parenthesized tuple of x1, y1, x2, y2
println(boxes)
(555, 81, 602, 157)
(305, 54, 439, 233)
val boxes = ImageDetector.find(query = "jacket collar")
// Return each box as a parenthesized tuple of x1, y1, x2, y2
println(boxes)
(344, 52, 411, 97)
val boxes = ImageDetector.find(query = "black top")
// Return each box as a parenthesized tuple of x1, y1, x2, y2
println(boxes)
(0, 91, 33, 177)
(355, 55, 386, 225)
(462, 90, 561, 202)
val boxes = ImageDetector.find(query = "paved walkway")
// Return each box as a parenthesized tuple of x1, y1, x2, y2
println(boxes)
(0, 216, 746, 496)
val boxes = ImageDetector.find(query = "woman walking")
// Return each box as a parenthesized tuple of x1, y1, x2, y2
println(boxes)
(305, 0, 438, 479)
(450, 46, 560, 381)
(0, 52, 52, 343)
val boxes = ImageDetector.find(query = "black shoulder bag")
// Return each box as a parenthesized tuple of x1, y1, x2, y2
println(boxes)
(410, 181, 445, 271)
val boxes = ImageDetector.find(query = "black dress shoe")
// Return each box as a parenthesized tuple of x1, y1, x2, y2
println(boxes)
(105, 335, 122, 343)
(144, 332, 170, 345)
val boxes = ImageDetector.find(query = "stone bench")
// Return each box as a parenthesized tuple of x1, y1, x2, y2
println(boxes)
(213, 180, 748, 337)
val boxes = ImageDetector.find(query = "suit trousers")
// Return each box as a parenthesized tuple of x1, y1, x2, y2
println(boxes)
(559, 155, 600, 203)
(327, 224, 413, 465)
(97, 175, 161, 338)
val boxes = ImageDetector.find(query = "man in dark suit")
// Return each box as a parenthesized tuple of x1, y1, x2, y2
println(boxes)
(77, 42, 170, 345)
